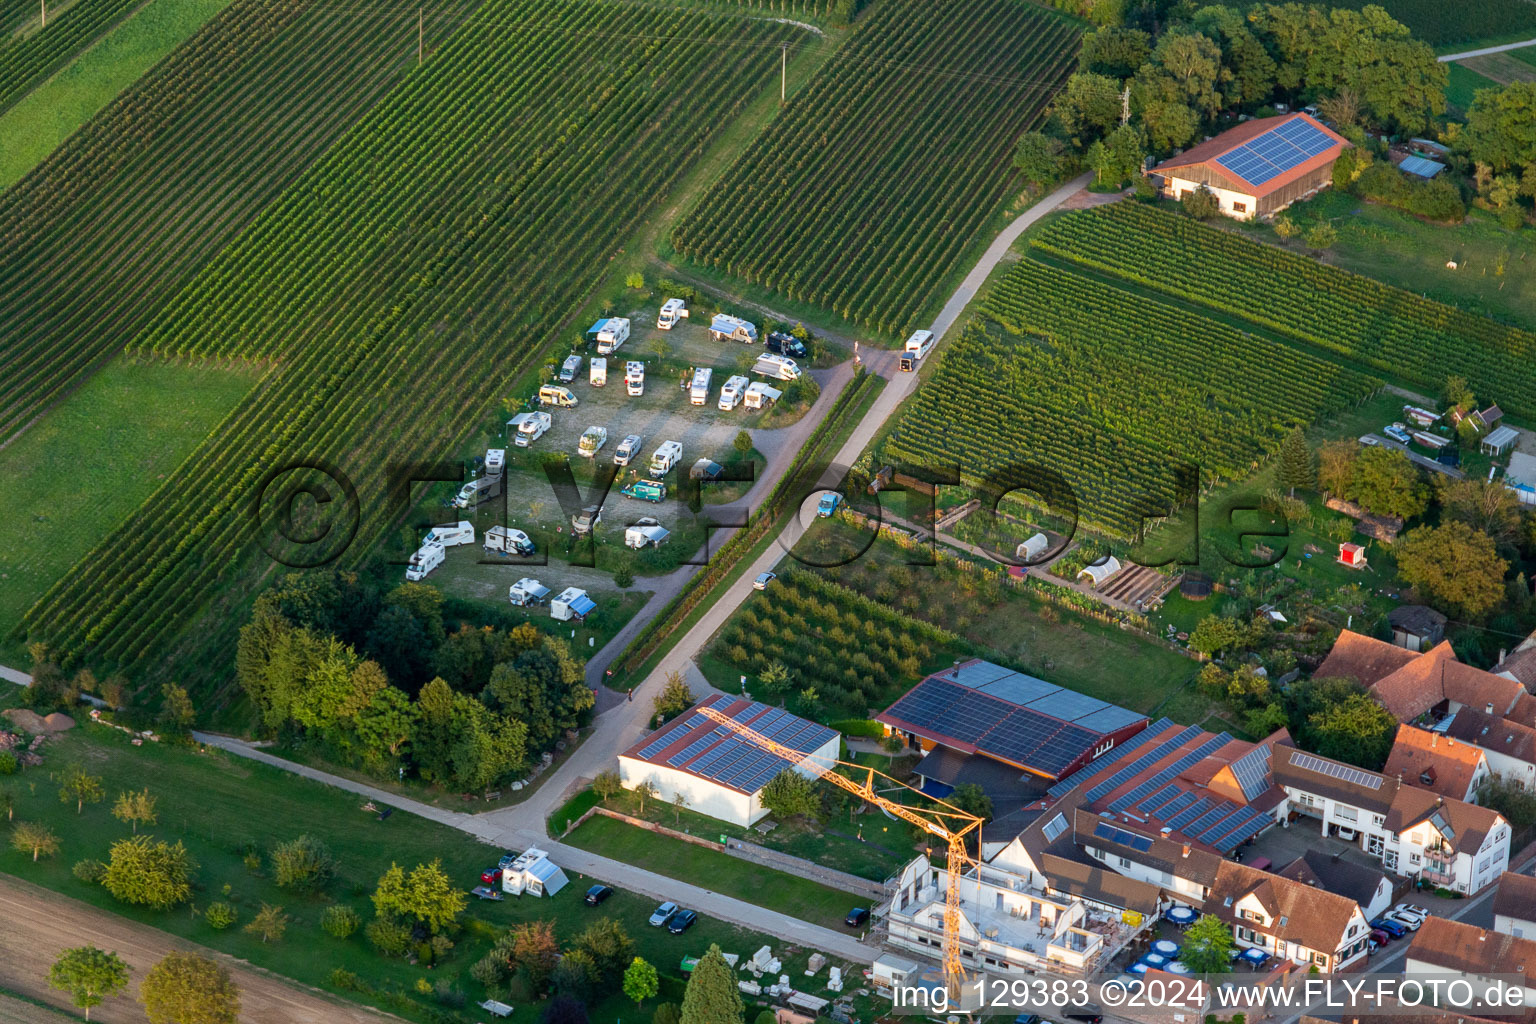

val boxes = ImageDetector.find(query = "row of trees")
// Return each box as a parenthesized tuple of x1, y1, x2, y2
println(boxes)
(47, 946, 238, 1024)
(471, 916, 656, 1011)
(238, 572, 594, 792)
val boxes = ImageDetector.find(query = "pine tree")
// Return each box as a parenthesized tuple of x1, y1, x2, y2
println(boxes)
(680, 945, 743, 1024)
(1277, 429, 1315, 497)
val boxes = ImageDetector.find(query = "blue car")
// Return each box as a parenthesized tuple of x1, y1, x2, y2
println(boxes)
(816, 492, 843, 518)
(1371, 917, 1408, 939)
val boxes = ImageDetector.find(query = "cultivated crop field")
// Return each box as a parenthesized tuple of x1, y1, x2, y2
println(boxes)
(672, 0, 1079, 338)
(0, 0, 145, 112)
(884, 246, 1381, 539)
(1032, 202, 1536, 418)
(25, 0, 804, 687)
(1319, 0, 1536, 47)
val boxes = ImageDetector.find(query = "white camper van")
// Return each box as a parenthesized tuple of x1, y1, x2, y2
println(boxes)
(752, 354, 801, 381)
(613, 434, 643, 467)
(625, 361, 645, 396)
(405, 542, 445, 581)
(595, 318, 629, 355)
(689, 367, 712, 406)
(649, 440, 682, 478)
(657, 298, 687, 330)
(589, 357, 607, 387)
(513, 411, 552, 447)
(625, 522, 670, 549)
(551, 587, 595, 622)
(452, 474, 503, 509)
(717, 375, 750, 411)
(577, 426, 608, 458)
(423, 521, 474, 547)
(484, 526, 535, 556)
(537, 385, 578, 408)
(484, 448, 506, 476)
(508, 578, 551, 607)
(899, 330, 935, 371)
(744, 382, 781, 410)
(708, 313, 757, 344)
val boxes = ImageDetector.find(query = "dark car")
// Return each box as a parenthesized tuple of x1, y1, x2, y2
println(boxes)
(1371, 918, 1407, 939)
(766, 331, 807, 358)
(845, 907, 870, 928)
(666, 909, 697, 934)
(1368, 927, 1392, 945)
(1013, 1016, 1042, 1024)
(584, 885, 614, 906)
(1063, 1005, 1104, 1023)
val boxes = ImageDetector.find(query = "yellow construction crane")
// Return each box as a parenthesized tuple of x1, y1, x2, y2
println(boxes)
(698, 705, 983, 997)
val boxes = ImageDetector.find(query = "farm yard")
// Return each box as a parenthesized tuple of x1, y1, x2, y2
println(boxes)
(671, 0, 1079, 339)
(22, 0, 806, 692)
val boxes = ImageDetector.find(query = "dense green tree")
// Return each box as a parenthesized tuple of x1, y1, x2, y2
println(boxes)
(1053, 72, 1125, 145)
(1396, 522, 1509, 619)
(1461, 82, 1536, 174)
(1013, 131, 1070, 189)
(112, 789, 158, 833)
(48, 946, 129, 1020)
(1307, 693, 1396, 769)
(552, 948, 598, 1001)
(503, 920, 560, 990)
(482, 647, 592, 751)
(158, 684, 196, 737)
(1087, 123, 1146, 185)
(1139, 98, 1200, 151)
(1437, 478, 1524, 547)
(270, 835, 334, 892)
(947, 782, 993, 823)
(653, 1003, 682, 1024)
(1347, 446, 1427, 520)
(624, 957, 659, 1009)
(10, 821, 58, 861)
(1181, 914, 1234, 973)
(1277, 429, 1316, 497)
(761, 770, 819, 819)
(573, 918, 635, 984)
(1479, 773, 1536, 832)
(1180, 185, 1221, 219)
(371, 859, 465, 933)
(243, 903, 289, 944)
(1195, 7, 1276, 107)
(59, 763, 104, 814)
(681, 945, 743, 1024)
(653, 671, 695, 721)
(1079, 25, 1151, 79)
(139, 952, 238, 1024)
(102, 836, 194, 910)
(592, 769, 623, 804)
(349, 685, 418, 763)
(1189, 614, 1260, 658)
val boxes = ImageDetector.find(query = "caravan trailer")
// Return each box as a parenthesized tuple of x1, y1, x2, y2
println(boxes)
(689, 367, 712, 406)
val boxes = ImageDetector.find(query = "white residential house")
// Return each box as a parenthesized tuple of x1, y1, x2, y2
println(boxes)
(1493, 872, 1536, 938)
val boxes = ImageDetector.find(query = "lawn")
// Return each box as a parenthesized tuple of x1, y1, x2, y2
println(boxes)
(0, 713, 852, 1024)
(0, 0, 234, 187)
(560, 814, 862, 930)
(0, 357, 258, 659)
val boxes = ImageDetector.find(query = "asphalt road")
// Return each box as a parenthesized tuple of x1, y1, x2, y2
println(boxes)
(1439, 38, 1536, 61)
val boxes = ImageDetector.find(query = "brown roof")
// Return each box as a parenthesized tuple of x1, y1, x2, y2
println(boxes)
(1507, 693, 1536, 730)
(1314, 630, 1421, 688)
(1409, 916, 1536, 976)
(1204, 861, 1366, 957)
(1445, 707, 1536, 765)
(1273, 744, 1394, 814)
(1039, 848, 1163, 916)
(1383, 725, 1487, 800)
(1072, 809, 1224, 886)
(1150, 113, 1350, 199)
(1499, 643, 1536, 687)
(1386, 785, 1504, 855)
(1494, 872, 1536, 925)
(1277, 850, 1389, 909)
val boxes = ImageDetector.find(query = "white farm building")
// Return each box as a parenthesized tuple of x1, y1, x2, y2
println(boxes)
(617, 693, 839, 826)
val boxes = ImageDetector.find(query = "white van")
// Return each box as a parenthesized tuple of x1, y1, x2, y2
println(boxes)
(405, 542, 444, 581)
(422, 521, 474, 547)
(744, 382, 781, 410)
(718, 374, 750, 411)
(752, 354, 800, 381)
(558, 354, 582, 383)
(538, 385, 578, 408)
(614, 433, 643, 467)
(900, 329, 935, 371)
(625, 361, 645, 396)
(596, 318, 629, 355)
(689, 367, 712, 406)
(484, 448, 506, 476)
(649, 440, 683, 478)
(513, 411, 552, 447)
(590, 357, 607, 387)
(578, 425, 608, 458)
(657, 298, 687, 330)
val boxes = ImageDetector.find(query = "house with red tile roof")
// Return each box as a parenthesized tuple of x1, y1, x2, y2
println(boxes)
(1383, 725, 1491, 802)
(1315, 630, 1526, 723)
(1204, 860, 1372, 972)
(1147, 113, 1351, 220)
(1494, 871, 1536, 939)
(1406, 917, 1536, 1010)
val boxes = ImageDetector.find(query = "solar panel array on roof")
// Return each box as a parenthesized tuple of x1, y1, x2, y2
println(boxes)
(1093, 821, 1153, 852)
(1290, 750, 1382, 790)
(1229, 744, 1274, 801)
(1042, 812, 1069, 843)
(1214, 117, 1336, 187)
(668, 728, 726, 767)
(1082, 722, 1197, 804)
(1107, 732, 1230, 813)
(945, 661, 1014, 688)
(1167, 798, 1212, 831)
(637, 725, 685, 761)
(1136, 785, 1183, 815)
(1076, 705, 1148, 734)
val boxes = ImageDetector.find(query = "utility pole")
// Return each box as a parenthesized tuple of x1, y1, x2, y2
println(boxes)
(417, 8, 423, 66)
(781, 42, 787, 103)
(1120, 84, 1131, 126)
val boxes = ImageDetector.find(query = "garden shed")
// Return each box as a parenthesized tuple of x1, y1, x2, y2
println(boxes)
(1483, 425, 1520, 457)
(1337, 543, 1368, 569)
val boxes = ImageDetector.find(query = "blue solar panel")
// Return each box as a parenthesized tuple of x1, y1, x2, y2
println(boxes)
(1136, 785, 1182, 815)
(667, 728, 725, 767)
(1219, 816, 1271, 850)
(1154, 791, 1199, 820)
(1108, 733, 1231, 814)
(1186, 805, 1240, 841)
(1167, 798, 1211, 831)
(1093, 822, 1153, 852)
(1205, 808, 1265, 849)
(1214, 118, 1335, 187)
(1080, 722, 1196, 804)
(638, 727, 684, 761)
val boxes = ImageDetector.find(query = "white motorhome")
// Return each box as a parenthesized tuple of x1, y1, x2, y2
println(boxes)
(625, 523, 670, 549)
(484, 448, 506, 476)
(558, 354, 582, 383)
(484, 526, 535, 556)
(513, 411, 552, 447)
(613, 433, 643, 467)
(717, 374, 750, 411)
(423, 521, 474, 547)
(595, 318, 629, 355)
(649, 440, 683, 478)
(708, 313, 757, 344)
(551, 587, 595, 622)
(689, 367, 712, 406)
(625, 361, 645, 396)
(752, 354, 801, 381)
(405, 542, 444, 581)
(590, 357, 607, 387)
(744, 382, 782, 410)
(899, 329, 935, 371)
(508, 577, 551, 607)
(578, 425, 608, 458)
(452, 474, 503, 509)
(657, 298, 688, 330)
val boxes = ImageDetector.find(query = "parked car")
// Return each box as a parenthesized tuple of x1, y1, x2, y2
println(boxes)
(845, 907, 869, 928)
(815, 491, 842, 517)
(1371, 918, 1407, 939)
(765, 331, 807, 358)
(585, 885, 614, 906)
(1368, 927, 1392, 946)
(1392, 903, 1430, 925)
(1063, 1006, 1104, 1023)
(479, 868, 502, 886)
(1384, 909, 1423, 931)
(666, 909, 697, 934)
(649, 901, 679, 927)
(753, 571, 776, 591)
(1335, 826, 1358, 842)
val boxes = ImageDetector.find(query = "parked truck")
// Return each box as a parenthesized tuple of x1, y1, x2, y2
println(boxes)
(590, 357, 607, 387)
(423, 521, 474, 547)
(484, 526, 535, 556)
(613, 433, 643, 467)
(578, 425, 608, 458)
(752, 354, 801, 381)
(717, 374, 750, 411)
(649, 440, 682, 478)
(621, 479, 667, 502)
(452, 473, 503, 509)
(657, 298, 688, 330)
(689, 367, 712, 406)
(405, 542, 445, 581)
(899, 329, 935, 372)
(512, 411, 552, 447)
(595, 317, 629, 355)
(625, 361, 645, 396)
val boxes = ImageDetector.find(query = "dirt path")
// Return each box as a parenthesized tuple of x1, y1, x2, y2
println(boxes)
(0, 875, 401, 1024)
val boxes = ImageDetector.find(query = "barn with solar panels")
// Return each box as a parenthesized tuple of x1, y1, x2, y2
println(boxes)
(875, 659, 1149, 785)
(1148, 113, 1350, 220)
(617, 694, 839, 826)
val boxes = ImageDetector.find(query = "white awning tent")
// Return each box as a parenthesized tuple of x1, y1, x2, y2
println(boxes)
(1016, 533, 1049, 562)
(499, 848, 568, 897)
(1078, 556, 1122, 587)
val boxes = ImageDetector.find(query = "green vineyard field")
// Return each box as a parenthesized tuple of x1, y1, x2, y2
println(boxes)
(24, 0, 800, 686)
(885, 257, 1380, 538)
(671, 0, 1079, 339)
(1319, 0, 1536, 47)
(1031, 203, 1536, 418)
(0, 0, 144, 113)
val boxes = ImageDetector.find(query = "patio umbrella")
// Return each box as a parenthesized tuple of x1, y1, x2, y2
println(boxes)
(1165, 906, 1196, 926)
(1139, 953, 1169, 968)
(1241, 948, 1269, 966)
(1152, 939, 1180, 957)
(1125, 962, 1149, 976)
(1166, 961, 1192, 975)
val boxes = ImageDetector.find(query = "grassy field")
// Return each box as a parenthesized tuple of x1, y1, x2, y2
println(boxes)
(0, 711, 853, 1024)
(0, 358, 257, 658)
(0, 0, 233, 186)
(561, 813, 861, 930)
